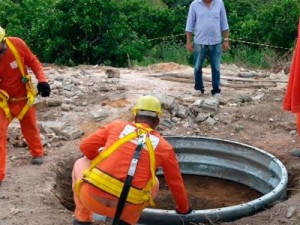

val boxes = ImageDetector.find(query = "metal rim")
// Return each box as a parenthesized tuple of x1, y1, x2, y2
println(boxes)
(138, 136, 288, 225)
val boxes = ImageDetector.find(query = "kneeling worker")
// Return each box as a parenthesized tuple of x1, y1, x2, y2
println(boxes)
(72, 95, 191, 225)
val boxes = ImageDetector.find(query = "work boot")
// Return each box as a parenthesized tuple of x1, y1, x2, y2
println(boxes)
(73, 218, 91, 225)
(30, 156, 44, 165)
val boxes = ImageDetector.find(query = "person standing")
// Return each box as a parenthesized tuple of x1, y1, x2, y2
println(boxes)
(283, 18, 300, 134)
(72, 95, 191, 225)
(185, 0, 230, 97)
(0, 26, 51, 186)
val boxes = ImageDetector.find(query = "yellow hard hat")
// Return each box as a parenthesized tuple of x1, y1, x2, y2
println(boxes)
(0, 26, 5, 42)
(132, 95, 162, 117)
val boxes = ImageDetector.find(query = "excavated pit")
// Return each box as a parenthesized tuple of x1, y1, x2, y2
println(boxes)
(153, 174, 262, 210)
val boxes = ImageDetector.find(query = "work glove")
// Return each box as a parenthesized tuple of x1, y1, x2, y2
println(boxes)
(176, 208, 193, 214)
(37, 82, 51, 97)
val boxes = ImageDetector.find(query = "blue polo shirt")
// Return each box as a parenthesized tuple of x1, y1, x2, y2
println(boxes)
(185, 0, 229, 45)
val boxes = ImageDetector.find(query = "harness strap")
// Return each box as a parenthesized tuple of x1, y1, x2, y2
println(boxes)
(145, 130, 156, 190)
(112, 137, 145, 225)
(89, 131, 139, 169)
(75, 131, 138, 198)
(4, 38, 37, 120)
(75, 124, 156, 208)
(5, 38, 26, 76)
(83, 168, 151, 204)
(0, 90, 12, 121)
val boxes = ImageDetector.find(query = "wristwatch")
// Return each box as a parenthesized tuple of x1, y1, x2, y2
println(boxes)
(223, 38, 229, 41)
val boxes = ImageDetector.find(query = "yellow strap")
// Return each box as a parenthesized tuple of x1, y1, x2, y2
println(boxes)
(75, 124, 156, 206)
(5, 38, 36, 120)
(135, 123, 156, 205)
(89, 124, 154, 169)
(83, 168, 150, 205)
(0, 90, 12, 121)
(75, 130, 140, 197)
(0, 90, 9, 101)
(16, 86, 36, 120)
(5, 38, 26, 77)
(75, 130, 139, 197)
(146, 133, 156, 190)
(16, 104, 31, 120)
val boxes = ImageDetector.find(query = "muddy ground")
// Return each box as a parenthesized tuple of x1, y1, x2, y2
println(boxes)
(1, 62, 300, 225)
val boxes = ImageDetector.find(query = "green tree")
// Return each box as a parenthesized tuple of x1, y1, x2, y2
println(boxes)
(1, 0, 299, 67)
(36, 0, 186, 66)
(225, 0, 299, 49)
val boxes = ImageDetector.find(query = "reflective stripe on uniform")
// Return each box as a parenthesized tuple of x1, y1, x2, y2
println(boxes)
(119, 124, 160, 149)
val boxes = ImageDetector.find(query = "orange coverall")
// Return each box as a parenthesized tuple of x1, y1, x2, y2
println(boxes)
(283, 19, 300, 132)
(0, 37, 47, 181)
(72, 120, 189, 224)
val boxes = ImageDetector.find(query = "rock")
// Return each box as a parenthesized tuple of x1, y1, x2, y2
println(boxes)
(105, 68, 120, 78)
(290, 148, 300, 157)
(286, 206, 296, 218)
(238, 71, 257, 78)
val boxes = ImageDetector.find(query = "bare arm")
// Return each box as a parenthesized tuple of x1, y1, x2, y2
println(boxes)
(186, 32, 193, 52)
(222, 30, 230, 51)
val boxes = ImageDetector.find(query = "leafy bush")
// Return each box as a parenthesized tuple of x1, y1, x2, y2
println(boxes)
(139, 39, 190, 66)
(222, 46, 281, 69)
(225, 0, 299, 49)
(0, 0, 299, 68)
(38, 0, 187, 66)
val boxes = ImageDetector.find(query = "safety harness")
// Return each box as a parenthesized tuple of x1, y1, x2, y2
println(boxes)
(112, 129, 149, 225)
(0, 38, 37, 121)
(75, 124, 157, 219)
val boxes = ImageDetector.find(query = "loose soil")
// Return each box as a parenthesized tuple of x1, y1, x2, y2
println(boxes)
(1, 62, 300, 225)
(155, 175, 262, 210)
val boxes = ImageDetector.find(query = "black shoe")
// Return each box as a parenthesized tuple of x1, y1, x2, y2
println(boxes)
(211, 89, 221, 96)
(73, 218, 91, 225)
(30, 156, 44, 165)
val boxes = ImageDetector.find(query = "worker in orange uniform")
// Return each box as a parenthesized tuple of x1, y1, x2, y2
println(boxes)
(283, 18, 300, 133)
(72, 95, 191, 225)
(0, 26, 51, 186)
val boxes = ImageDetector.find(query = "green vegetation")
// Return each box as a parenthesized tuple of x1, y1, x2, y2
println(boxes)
(0, 0, 299, 68)
(222, 46, 282, 69)
(148, 0, 168, 8)
(137, 40, 191, 66)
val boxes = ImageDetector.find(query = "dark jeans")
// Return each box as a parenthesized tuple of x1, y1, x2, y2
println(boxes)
(193, 43, 222, 95)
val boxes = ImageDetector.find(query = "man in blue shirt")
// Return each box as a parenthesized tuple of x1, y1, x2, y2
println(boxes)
(185, 0, 230, 97)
